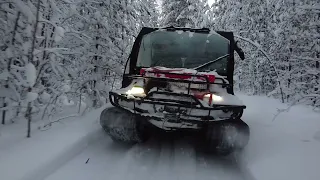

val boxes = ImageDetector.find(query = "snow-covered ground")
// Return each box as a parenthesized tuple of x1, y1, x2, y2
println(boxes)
(238, 94, 320, 180)
(44, 132, 244, 180)
(0, 94, 319, 180)
(0, 104, 103, 180)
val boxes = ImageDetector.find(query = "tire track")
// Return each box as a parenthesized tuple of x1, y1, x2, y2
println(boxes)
(151, 137, 174, 179)
(195, 149, 247, 180)
(24, 128, 103, 180)
(109, 137, 161, 180)
(172, 137, 197, 180)
(41, 130, 250, 180)
(127, 137, 162, 180)
(43, 129, 132, 180)
(231, 151, 257, 180)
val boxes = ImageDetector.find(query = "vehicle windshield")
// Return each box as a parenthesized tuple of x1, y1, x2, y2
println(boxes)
(137, 30, 230, 74)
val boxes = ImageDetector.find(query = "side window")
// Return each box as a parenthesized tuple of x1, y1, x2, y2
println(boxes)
(122, 58, 132, 88)
(124, 58, 130, 74)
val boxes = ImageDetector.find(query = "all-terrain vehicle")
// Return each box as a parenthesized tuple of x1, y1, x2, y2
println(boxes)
(100, 27, 249, 155)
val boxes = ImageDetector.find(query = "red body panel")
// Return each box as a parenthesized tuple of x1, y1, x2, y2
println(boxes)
(140, 67, 216, 83)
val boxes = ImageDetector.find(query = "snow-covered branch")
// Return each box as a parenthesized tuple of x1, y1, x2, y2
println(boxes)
(235, 35, 285, 102)
(297, 5, 320, 10)
(292, 56, 320, 62)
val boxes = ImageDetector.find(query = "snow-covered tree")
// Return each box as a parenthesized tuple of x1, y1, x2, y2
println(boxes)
(2, 0, 317, 139)
(211, 0, 320, 106)
(161, 0, 209, 28)
(63, 0, 159, 108)
(0, 0, 159, 136)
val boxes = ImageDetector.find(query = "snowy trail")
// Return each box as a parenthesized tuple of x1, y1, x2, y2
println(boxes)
(44, 130, 247, 180)
(2, 94, 319, 180)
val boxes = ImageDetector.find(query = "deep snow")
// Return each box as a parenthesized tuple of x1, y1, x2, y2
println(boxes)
(0, 94, 319, 180)
(0, 105, 104, 180)
(238, 94, 320, 180)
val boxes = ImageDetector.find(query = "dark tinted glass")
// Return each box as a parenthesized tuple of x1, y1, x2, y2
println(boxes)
(137, 30, 230, 74)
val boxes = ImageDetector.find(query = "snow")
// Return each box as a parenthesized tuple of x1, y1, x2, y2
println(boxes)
(298, 5, 320, 10)
(13, 0, 35, 23)
(5, 47, 13, 58)
(59, 95, 74, 106)
(208, 0, 214, 6)
(62, 84, 71, 92)
(54, 26, 65, 42)
(25, 63, 37, 87)
(0, 105, 104, 180)
(0, 88, 16, 98)
(43, 131, 245, 180)
(26, 92, 38, 102)
(96, 82, 106, 91)
(237, 93, 320, 180)
(32, 49, 42, 56)
(40, 91, 51, 103)
(0, 70, 9, 80)
(314, 131, 320, 141)
(1, 95, 319, 180)
(70, 4, 77, 13)
(22, 42, 30, 54)
(94, 11, 102, 20)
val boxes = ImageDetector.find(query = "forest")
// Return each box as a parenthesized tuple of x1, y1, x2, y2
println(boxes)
(0, 0, 319, 137)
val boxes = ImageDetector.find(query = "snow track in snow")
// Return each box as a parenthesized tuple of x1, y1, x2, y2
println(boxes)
(23, 128, 103, 180)
(172, 138, 197, 180)
(43, 130, 249, 180)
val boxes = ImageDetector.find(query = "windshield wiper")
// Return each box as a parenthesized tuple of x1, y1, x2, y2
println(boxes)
(193, 54, 229, 70)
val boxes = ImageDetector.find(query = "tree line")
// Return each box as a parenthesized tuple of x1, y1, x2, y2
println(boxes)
(0, 0, 319, 137)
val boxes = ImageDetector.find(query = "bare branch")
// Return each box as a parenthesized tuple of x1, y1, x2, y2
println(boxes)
(273, 95, 320, 121)
(42, 114, 79, 128)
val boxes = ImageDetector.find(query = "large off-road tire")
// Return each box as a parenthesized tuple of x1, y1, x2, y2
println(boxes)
(100, 107, 149, 144)
(205, 119, 250, 156)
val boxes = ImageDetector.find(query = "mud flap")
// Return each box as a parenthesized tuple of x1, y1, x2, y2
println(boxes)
(100, 107, 147, 143)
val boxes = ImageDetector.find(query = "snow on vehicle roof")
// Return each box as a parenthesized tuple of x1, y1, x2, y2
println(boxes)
(153, 28, 228, 44)
(155, 27, 220, 36)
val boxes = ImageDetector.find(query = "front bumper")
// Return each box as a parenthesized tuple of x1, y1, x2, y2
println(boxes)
(109, 91, 246, 130)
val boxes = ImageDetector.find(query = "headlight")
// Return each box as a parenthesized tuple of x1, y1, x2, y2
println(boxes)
(126, 86, 146, 97)
(203, 93, 223, 105)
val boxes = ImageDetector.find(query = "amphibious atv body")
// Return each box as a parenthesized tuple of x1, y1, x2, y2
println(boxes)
(100, 27, 249, 155)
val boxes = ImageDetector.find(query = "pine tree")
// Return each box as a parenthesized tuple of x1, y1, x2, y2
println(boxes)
(211, 0, 320, 106)
(161, 0, 209, 28)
